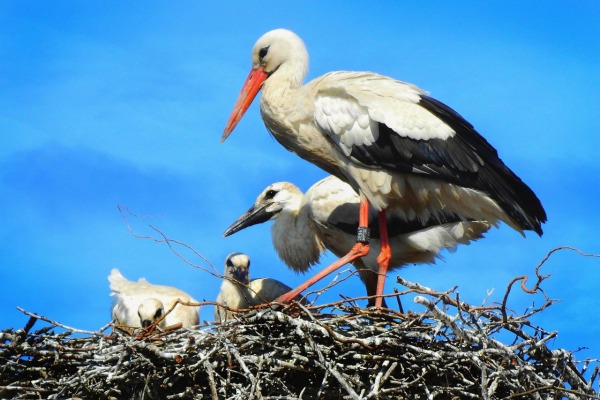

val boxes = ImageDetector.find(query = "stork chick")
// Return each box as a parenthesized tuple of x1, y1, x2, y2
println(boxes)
(109, 268, 199, 330)
(225, 176, 492, 307)
(215, 252, 305, 322)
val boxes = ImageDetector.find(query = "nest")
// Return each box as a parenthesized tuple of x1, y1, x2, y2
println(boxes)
(2, 265, 600, 400)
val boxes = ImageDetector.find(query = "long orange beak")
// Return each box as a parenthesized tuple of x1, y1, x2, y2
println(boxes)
(221, 66, 269, 143)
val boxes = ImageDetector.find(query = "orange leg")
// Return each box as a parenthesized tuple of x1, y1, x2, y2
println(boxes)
(275, 193, 371, 303)
(374, 210, 391, 308)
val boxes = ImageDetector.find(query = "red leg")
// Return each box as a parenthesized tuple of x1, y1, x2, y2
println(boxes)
(275, 193, 371, 303)
(358, 268, 387, 308)
(374, 210, 391, 308)
(275, 244, 370, 302)
(359, 192, 369, 227)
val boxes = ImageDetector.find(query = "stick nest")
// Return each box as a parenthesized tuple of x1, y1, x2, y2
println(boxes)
(2, 271, 600, 400)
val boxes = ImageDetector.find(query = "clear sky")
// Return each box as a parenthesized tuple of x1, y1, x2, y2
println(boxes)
(2, 1, 599, 366)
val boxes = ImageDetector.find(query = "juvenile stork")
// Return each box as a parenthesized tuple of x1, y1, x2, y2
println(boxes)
(224, 176, 492, 307)
(215, 252, 305, 322)
(109, 269, 199, 329)
(221, 29, 547, 307)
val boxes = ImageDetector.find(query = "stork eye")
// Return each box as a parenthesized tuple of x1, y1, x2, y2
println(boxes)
(258, 46, 269, 59)
(226, 258, 234, 268)
(265, 189, 278, 199)
(154, 308, 163, 319)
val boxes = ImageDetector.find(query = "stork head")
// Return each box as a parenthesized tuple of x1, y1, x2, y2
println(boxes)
(250, 29, 308, 77)
(137, 298, 165, 329)
(223, 182, 303, 237)
(221, 29, 309, 142)
(224, 252, 251, 285)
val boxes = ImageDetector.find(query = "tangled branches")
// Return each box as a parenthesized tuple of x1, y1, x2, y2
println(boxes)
(2, 266, 599, 400)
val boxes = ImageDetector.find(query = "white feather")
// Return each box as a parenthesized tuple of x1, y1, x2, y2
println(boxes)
(316, 72, 456, 142)
(109, 268, 199, 329)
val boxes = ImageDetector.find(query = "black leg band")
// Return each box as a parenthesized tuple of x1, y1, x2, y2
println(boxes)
(356, 227, 370, 244)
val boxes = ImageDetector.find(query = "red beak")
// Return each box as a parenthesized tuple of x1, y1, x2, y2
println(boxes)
(221, 66, 269, 143)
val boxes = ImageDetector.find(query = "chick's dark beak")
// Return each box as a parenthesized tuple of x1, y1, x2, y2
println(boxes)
(224, 203, 274, 237)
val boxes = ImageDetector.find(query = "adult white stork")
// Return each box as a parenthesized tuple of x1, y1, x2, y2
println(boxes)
(224, 176, 492, 307)
(221, 29, 547, 308)
(215, 252, 305, 322)
(109, 269, 200, 329)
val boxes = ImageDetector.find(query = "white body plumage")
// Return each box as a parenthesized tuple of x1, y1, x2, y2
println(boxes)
(109, 268, 199, 329)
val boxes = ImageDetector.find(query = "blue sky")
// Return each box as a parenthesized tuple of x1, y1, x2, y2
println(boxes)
(2, 0, 599, 366)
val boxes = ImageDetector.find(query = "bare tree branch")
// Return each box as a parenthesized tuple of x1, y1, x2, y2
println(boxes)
(4, 242, 598, 399)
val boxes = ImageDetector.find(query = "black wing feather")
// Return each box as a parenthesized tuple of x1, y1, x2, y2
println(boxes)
(329, 204, 473, 239)
(346, 94, 547, 235)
